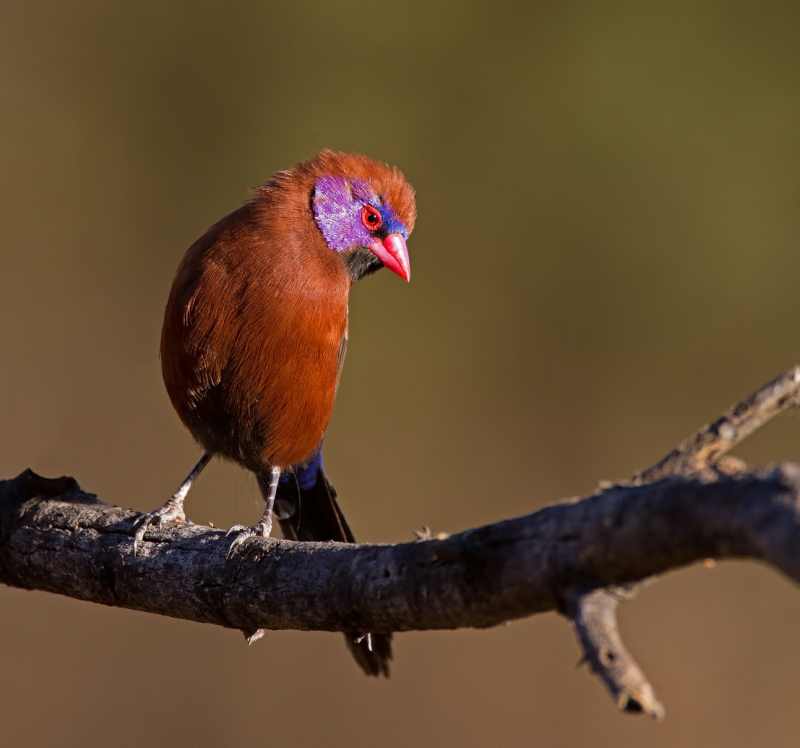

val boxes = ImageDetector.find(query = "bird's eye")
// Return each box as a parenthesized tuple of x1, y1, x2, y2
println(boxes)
(361, 204, 383, 232)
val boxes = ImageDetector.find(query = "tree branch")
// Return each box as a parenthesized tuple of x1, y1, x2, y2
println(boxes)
(568, 364, 800, 716)
(1, 367, 799, 719)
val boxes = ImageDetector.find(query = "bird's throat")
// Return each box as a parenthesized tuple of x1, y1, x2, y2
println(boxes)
(344, 249, 383, 281)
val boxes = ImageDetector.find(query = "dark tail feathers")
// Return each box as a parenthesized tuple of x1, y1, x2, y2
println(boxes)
(273, 465, 393, 677)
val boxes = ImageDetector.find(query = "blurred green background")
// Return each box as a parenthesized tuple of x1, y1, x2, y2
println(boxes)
(2, 1, 799, 746)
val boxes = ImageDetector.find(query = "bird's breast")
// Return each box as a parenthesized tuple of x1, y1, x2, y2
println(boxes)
(243, 289, 348, 468)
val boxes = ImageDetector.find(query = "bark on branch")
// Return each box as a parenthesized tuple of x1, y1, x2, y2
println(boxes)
(1, 366, 799, 720)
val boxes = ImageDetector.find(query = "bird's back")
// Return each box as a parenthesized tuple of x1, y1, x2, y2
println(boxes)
(161, 200, 350, 471)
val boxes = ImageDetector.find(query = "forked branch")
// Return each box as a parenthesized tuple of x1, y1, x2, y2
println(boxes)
(1, 367, 799, 720)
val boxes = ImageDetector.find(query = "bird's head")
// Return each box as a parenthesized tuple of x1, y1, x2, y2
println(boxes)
(281, 150, 415, 282)
(313, 173, 413, 282)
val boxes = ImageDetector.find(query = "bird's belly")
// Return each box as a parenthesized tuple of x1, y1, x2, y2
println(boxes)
(258, 379, 336, 469)
(177, 363, 337, 472)
(195, 329, 341, 471)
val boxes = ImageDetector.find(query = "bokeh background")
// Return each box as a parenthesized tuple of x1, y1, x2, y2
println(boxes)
(2, 2, 799, 746)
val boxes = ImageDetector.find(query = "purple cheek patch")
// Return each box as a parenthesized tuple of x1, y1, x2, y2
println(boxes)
(313, 176, 374, 252)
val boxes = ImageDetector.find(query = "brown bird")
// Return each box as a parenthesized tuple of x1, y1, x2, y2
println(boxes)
(134, 150, 416, 677)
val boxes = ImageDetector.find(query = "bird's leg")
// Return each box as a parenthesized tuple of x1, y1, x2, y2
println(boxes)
(226, 465, 281, 559)
(228, 466, 281, 644)
(132, 452, 212, 553)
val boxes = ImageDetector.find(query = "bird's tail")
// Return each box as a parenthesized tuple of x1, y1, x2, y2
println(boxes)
(272, 456, 393, 677)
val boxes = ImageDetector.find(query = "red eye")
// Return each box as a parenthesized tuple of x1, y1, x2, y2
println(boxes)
(361, 204, 383, 232)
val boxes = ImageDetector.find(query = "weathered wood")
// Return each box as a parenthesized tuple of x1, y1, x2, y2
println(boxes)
(1, 366, 799, 719)
(1, 467, 799, 634)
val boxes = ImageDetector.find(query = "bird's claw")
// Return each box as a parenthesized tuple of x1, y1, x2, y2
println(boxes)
(225, 524, 254, 558)
(226, 519, 272, 559)
(132, 500, 187, 555)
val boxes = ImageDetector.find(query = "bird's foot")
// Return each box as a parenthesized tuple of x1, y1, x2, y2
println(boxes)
(226, 517, 273, 559)
(132, 498, 188, 554)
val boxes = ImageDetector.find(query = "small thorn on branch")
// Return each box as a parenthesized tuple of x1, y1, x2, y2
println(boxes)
(413, 525, 450, 541)
(243, 628, 266, 645)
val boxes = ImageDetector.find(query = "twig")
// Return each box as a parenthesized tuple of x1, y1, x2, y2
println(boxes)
(634, 365, 800, 483)
(566, 588, 664, 719)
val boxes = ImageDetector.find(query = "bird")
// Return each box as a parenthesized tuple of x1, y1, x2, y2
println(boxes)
(133, 149, 416, 677)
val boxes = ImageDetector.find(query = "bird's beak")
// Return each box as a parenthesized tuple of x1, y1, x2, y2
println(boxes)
(368, 233, 411, 282)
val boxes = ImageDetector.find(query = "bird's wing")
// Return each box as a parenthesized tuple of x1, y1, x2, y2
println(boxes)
(160, 211, 252, 450)
(334, 307, 348, 395)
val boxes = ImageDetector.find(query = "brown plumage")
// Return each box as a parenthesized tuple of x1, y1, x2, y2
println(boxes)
(138, 150, 416, 677)
(161, 150, 415, 470)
